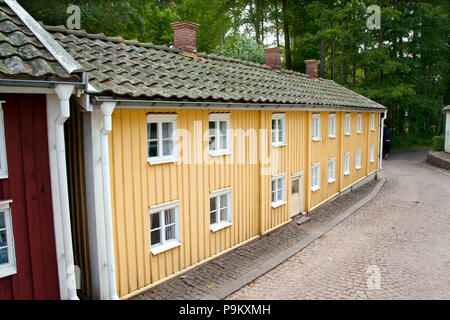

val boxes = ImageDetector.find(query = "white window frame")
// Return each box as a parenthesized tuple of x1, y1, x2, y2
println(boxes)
(209, 113, 231, 156)
(0, 200, 16, 279)
(271, 173, 286, 208)
(328, 113, 336, 138)
(149, 200, 181, 255)
(0, 102, 8, 179)
(357, 114, 362, 134)
(271, 113, 286, 147)
(344, 153, 350, 176)
(370, 113, 376, 131)
(311, 163, 321, 192)
(370, 145, 375, 163)
(328, 158, 336, 183)
(344, 113, 351, 136)
(147, 114, 178, 165)
(356, 149, 362, 170)
(312, 114, 321, 141)
(209, 187, 232, 232)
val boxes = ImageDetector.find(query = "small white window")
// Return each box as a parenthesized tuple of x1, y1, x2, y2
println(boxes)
(271, 174, 286, 208)
(209, 113, 231, 156)
(0, 200, 16, 279)
(328, 158, 336, 183)
(356, 149, 362, 169)
(312, 114, 321, 141)
(210, 187, 232, 232)
(311, 163, 320, 191)
(357, 114, 362, 134)
(149, 200, 180, 255)
(370, 145, 375, 163)
(370, 114, 376, 131)
(328, 113, 336, 138)
(344, 153, 350, 176)
(0, 102, 8, 179)
(272, 113, 286, 146)
(147, 114, 178, 165)
(344, 113, 351, 135)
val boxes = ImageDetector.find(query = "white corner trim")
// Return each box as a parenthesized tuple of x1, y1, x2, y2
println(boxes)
(151, 240, 181, 255)
(210, 221, 233, 232)
(5, 0, 82, 74)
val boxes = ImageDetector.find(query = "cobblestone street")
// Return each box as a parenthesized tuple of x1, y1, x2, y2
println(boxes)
(229, 152, 450, 300)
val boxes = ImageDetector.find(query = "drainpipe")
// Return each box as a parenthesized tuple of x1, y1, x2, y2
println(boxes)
(54, 84, 79, 300)
(100, 102, 119, 300)
(379, 112, 387, 170)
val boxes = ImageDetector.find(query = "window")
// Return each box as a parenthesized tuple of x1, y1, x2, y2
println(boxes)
(357, 114, 362, 134)
(210, 188, 232, 232)
(370, 145, 375, 163)
(356, 149, 362, 169)
(0, 102, 8, 179)
(0, 200, 16, 278)
(312, 114, 321, 141)
(147, 114, 178, 165)
(291, 179, 299, 194)
(311, 163, 320, 192)
(209, 114, 231, 156)
(329, 113, 336, 138)
(149, 201, 180, 255)
(271, 174, 286, 208)
(344, 153, 350, 175)
(344, 113, 351, 135)
(371, 114, 376, 131)
(328, 158, 336, 183)
(272, 113, 286, 146)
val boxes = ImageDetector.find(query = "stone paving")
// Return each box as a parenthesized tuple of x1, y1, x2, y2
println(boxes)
(132, 171, 379, 300)
(229, 152, 450, 300)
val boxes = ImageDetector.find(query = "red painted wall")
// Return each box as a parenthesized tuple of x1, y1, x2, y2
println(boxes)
(0, 93, 60, 300)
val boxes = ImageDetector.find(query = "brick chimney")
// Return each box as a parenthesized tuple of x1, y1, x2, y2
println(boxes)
(304, 60, 320, 78)
(264, 47, 282, 70)
(171, 21, 200, 54)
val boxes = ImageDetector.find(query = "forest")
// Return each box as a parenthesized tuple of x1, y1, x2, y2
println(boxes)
(19, 0, 449, 149)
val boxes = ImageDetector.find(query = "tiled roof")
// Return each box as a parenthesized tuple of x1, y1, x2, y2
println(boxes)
(44, 24, 385, 110)
(444, 105, 450, 111)
(0, 0, 79, 81)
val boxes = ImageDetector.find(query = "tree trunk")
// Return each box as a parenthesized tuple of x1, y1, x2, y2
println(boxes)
(281, 0, 291, 69)
(331, 21, 335, 81)
(320, 25, 326, 78)
(340, 22, 345, 85)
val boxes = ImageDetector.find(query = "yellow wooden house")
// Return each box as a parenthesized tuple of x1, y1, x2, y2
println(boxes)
(41, 21, 386, 299)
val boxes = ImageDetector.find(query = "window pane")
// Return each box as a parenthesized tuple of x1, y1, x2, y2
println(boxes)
(151, 230, 161, 246)
(209, 136, 216, 151)
(150, 213, 160, 230)
(272, 119, 276, 130)
(149, 123, 158, 140)
(162, 139, 173, 156)
(0, 212, 4, 229)
(220, 194, 228, 209)
(149, 141, 158, 157)
(219, 121, 227, 135)
(162, 122, 172, 139)
(271, 180, 276, 192)
(272, 129, 277, 143)
(271, 190, 276, 203)
(220, 208, 228, 222)
(277, 178, 283, 190)
(165, 225, 175, 241)
(277, 189, 283, 201)
(0, 229, 7, 247)
(0, 247, 8, 265)
(292, 180, 298, 194)
(164, 209, 175, 225)
(210, 210, 217, 225)
(278, 127, 284, 142)
(210, 197, 217, 212)
(220, 135, 227, 150)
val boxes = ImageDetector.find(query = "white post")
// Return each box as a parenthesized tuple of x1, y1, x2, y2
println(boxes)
(53, 84, 79, 300)
(100, 102, 119, 300)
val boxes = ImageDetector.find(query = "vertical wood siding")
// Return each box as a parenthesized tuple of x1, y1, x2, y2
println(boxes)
(0, 94, 60, 300)
(65, 103, 92, 298)
(109, 108, 381, 297)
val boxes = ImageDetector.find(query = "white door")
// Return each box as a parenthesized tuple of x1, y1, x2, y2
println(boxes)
(290, 174, 303, 217)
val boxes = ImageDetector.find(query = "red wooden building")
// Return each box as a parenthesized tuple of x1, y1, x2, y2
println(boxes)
(0, 0, 84, 299)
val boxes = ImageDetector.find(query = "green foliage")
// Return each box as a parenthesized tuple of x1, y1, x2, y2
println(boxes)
(432, 136, 444, 151)
(213, 33, 266, 64)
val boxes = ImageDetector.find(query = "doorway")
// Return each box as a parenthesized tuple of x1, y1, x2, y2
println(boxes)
(290, 173, 303, 217)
